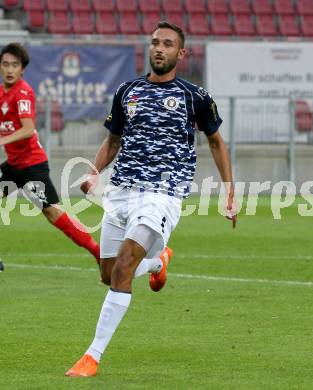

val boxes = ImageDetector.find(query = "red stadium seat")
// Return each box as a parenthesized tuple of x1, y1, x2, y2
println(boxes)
(295, 0, 313, 16)
(278, 15, 301, 37)
(191, 44, 204, 58)
(25, 10, 46, 31)
(95, 11, 118, 34)
(24, 0, 45, 11)
(161, 0, 183, 14)
(48, 11, 71, 34)
(92, 0, 115, 13)
(211, 14, 233, 36)
(72, 11, 94, 34)
(184, 0, 206, 15)
(69, 0, 92, 12)
(176, 56, 190, 73)
(119, 12, 141, 34)
(116, 0, 137, 13)
(207, 0, 228, 15)
(2, 0, 21, 9)
(273, 0, 294, 16)
(138, 0, 160, 13)
(163, 12, 186, 29)
(187, 14, 210, 36)
(233, 14, 256, 36)
(229, 0, 250, 15)
(142, 12, 162, 34)
(255, 14, 278, 37)
(295, 100, 313, 133)
(251, 0, 273, 16)
(300, 15, 313, 37)
(46, 0, 68, 12)
(191, 44, 204, 72)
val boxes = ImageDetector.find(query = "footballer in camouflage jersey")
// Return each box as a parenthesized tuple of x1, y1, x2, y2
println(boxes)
(67, 22, 237, 378)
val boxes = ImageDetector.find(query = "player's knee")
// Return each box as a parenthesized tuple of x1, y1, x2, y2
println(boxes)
(42, 205, 62, 224)
(112, 254, 135, 282)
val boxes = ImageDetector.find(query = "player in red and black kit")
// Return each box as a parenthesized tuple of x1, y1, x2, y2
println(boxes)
(0, 43, 100, 270)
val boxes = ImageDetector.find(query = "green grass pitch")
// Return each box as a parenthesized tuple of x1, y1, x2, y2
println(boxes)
(0, 196, 312, 389)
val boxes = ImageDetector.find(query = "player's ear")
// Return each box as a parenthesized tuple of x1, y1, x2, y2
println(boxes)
(178, 48, 187, 60)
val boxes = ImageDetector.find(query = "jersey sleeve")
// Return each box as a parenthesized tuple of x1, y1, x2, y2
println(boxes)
(194, 89, 222, 136)
(104, 83, 126, 135)
(15, 89, 35, 119)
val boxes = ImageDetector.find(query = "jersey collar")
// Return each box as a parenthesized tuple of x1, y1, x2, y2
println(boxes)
(2, 79, 24, 96)
(145, 73, 176, 86)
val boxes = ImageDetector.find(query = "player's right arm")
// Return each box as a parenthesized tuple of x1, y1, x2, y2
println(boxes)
(0, 117, 35, 146)
(80, 133, 121, 194)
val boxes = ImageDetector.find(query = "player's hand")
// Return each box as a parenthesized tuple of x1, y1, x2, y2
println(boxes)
(226, 206, 237, 228)
(225, 188, 237, 228)
(80, 174, 99, 195)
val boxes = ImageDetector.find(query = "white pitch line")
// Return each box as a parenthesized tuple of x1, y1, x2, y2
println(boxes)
(3, 263, 313, 287)
(175, 254, 313, 260)
(6, 263, 96, 272)
(3, 252, 313, 261)
(170, 272, 313, 287)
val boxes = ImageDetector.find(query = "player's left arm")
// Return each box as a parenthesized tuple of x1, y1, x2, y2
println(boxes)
(0, 117, 35, 146)
(207, 130, 237, 228)
(195, 89, 237, 227)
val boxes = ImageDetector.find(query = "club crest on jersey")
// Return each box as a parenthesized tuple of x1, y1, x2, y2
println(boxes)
(163, 96, 179, 111)
(1, 101, 9, 115)
(127, 96, 138, 118)
(17, 100, 31, 115)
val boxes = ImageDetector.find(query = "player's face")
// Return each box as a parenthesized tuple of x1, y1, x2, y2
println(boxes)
(149, 28, 185, 76)
(0, 53, 24, 88)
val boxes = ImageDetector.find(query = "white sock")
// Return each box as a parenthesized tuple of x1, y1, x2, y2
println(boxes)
(134, 257, 162, 278)
(85, 289, 131, 363)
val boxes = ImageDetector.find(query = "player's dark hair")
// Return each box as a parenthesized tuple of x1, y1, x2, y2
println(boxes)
(0, 43, 30, 69)
(154, 21, 185, 48)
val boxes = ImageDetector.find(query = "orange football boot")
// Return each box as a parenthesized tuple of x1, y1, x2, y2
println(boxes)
(149, 247, 173, 292)
(65, 354, 98, 377)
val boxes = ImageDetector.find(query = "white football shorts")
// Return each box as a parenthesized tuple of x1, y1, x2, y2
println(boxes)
(100, 185, 182, 259)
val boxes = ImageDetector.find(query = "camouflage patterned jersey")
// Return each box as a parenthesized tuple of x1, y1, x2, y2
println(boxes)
(104, 75, 222, 198)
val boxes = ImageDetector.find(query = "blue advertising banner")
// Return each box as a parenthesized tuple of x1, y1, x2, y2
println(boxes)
(24, 45, 136, 120)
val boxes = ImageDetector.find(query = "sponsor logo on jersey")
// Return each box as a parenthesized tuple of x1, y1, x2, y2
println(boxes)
(0, 121, 14, 132)
(163, 96, 179, 111)
(1, 101, 9, 115)
(127, 96, 138, 118)
(17, 100, 31, 115)
(210, 101, 218, 121)
(26, 182, 48, 203)
(198, 87, 211, 97)
(20, 89, 28, 95)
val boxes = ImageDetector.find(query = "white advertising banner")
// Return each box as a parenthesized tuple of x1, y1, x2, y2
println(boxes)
(206, 41, 313, 98)
(205, 42, 313, 142)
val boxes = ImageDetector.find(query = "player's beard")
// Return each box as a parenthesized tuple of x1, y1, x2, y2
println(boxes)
(150, 56, 178, 76)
